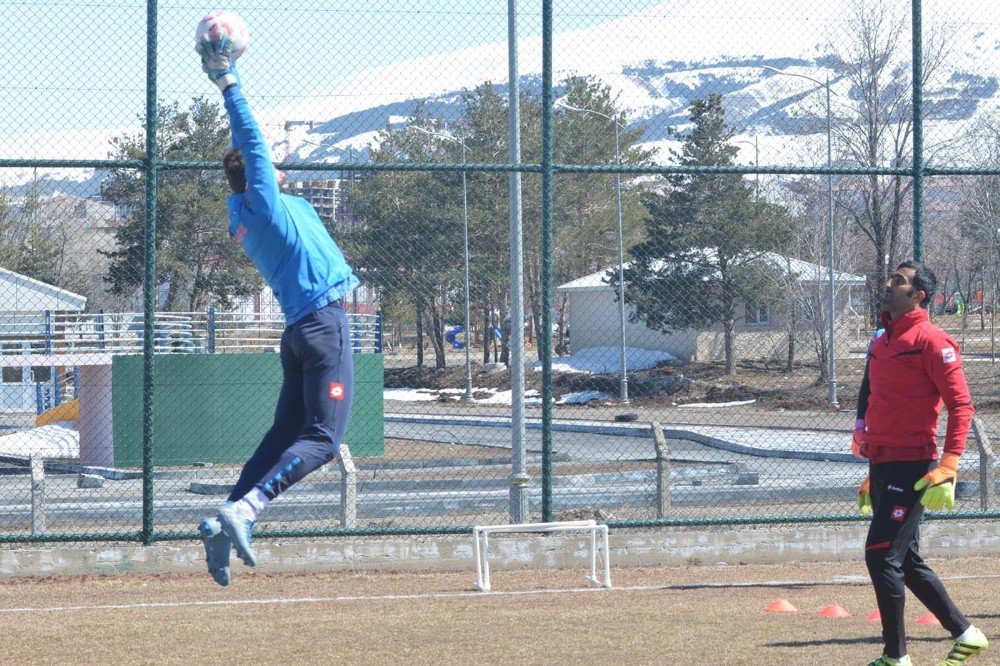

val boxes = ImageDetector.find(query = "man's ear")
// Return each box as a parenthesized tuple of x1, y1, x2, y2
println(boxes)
(914, 289, 926, 306)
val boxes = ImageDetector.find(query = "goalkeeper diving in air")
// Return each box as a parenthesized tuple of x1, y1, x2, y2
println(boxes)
(194, 24, 359, 586)
(853, 261, 988, 666)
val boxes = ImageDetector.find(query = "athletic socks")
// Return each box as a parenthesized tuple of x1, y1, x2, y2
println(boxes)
(957, 625, 981, 642)
(231, 487, 270, 522)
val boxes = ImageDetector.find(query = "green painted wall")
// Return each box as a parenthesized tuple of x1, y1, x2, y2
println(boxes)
(112, 353, 384, 467)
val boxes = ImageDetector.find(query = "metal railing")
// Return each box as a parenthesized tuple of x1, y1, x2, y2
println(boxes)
(0, 309, 382, 356)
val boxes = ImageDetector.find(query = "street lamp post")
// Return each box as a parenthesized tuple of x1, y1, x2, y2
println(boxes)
(735, 137, 759, 197)
(555, 99, 629, 404)
(763, 66, 838, 406)
(411, 125, 474, 402)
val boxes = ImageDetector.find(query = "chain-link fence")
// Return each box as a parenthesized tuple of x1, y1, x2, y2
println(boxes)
(0, 0, 998, 543)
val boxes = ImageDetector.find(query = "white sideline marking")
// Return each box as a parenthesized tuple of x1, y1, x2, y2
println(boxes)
(2, 573, 999, 614)
(0, 585, 632, 614)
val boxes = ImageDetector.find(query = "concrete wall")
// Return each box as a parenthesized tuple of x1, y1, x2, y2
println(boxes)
(2, 521, 998, 579)
(565, 290, 699, 360)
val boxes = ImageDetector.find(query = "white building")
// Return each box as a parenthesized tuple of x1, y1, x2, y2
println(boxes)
(558, 253, 866, 363)
(0, 268, 86, 413)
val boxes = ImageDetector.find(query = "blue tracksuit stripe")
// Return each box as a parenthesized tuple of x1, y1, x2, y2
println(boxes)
(222, 84, 359, 324)
(262, 456, 302, 495)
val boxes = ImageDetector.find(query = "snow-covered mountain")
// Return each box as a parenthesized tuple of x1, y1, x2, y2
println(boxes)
(6, 0, 1000, 198)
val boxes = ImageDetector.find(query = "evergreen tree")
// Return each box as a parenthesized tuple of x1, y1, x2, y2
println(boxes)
(622, 94, 792, 375)
(351, 105, 464, 369)
(101, 97, 262, 310)
(350, 78, 653, 368)
(0, 178, 60, 284)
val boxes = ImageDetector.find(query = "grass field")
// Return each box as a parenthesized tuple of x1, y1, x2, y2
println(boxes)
(1, 556, 997, 664)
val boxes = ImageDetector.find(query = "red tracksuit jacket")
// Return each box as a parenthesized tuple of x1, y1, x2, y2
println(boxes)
(856, 307, 974, 464)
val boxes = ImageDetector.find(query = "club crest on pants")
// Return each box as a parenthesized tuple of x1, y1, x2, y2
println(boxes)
(890, 505, 907, 522)
(328, 382, 345, 400)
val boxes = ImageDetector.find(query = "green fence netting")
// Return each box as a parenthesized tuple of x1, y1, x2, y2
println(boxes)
(0, 0, 998, 543)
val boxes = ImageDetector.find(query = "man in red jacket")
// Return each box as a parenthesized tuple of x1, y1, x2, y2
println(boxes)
(854, 261, 988, 666)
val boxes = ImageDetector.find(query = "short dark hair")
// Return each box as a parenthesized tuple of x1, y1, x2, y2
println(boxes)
(223, 149, 246, 194)
(897, 260, 936, 308)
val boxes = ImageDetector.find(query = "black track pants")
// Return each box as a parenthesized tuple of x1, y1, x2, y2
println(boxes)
(865, 460, 969, 658)
(227, 301, 354, 503)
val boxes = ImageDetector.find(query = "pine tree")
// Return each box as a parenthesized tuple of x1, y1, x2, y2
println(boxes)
(622, 94, 792, 374)
(101, 97, 262, 310)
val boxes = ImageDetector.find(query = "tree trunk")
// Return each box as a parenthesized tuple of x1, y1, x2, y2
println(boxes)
(526, 258, 542, 361)
(869, 232, 889, 327)
(721, 277, 736, 375)
(163, 272, 179, 312)
(556, 293, 569, 356)
(786, 327, 795, 374)
(483, 304, 491, 364)
(416, 306, 424, 369)
(429, 307, 446, 370)
(500, 303, 511, 366)
(723, 314, 736, 375)
(786, 256, 795, 373)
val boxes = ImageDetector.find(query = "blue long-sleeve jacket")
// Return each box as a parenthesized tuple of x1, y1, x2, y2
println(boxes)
(223, 84, 359, 325)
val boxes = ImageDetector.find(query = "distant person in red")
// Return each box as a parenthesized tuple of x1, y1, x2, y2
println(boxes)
(853, 261, 987, 666)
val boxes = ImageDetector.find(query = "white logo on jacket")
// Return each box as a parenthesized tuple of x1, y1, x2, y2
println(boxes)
(941, 347, 957, 364)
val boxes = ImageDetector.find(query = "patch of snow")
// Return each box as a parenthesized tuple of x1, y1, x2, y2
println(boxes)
(383, 388, 439, 402)
(535, 346, 676, 375)
(556, 391, 613, 405)
(475, 389, 541, 406)
(0, 422, 79, 458)
(676, 399, 757, 408)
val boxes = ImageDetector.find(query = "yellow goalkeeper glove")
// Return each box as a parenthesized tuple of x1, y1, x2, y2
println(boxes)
(857, 476, 872, 517)
(914, 453, 960, 511)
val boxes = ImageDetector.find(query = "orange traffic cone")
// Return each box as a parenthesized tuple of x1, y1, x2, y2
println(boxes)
(916, 612, 942, 626)
(765, 599, 798, 613)
(819, 604, 851, 619)
(867, 609, 882, 622)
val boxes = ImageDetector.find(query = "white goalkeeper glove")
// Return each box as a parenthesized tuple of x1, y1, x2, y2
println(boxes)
(196, 30, 239, 91)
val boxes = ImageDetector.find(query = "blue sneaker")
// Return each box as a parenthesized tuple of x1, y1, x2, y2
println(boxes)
(217, 505, 256, 567)
(198, 516, 231, 586)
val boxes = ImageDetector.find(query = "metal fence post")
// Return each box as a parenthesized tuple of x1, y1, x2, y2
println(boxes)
(651, 422, 671, 517)
(30, 454, 45, 535)
(97, 308, 106, 350)
(540, 0, 555, 523)
(207, 306, 216, 353)
(971, 418, 996, 511)
(338, 444, 357, 528)
(44, 309, 52, 354)
(53, 370, 61, 407)
(911, 0, 924, 260)
(141, 0, 160, 546)
(351, 319, 360, 354)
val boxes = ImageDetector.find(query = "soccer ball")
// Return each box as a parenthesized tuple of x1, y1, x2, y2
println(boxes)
(195, 11, 249, 60)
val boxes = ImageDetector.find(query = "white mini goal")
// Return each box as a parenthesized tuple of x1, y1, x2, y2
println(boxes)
(472, 520, 612, 592)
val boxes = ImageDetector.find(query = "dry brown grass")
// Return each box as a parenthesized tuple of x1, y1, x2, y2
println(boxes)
(1, 557, 999, 664)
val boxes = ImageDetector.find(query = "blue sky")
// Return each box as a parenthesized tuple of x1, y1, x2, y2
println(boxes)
(0, 1, 666, 147)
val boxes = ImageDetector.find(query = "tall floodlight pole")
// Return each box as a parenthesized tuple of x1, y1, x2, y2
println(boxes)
(508, 0, 529, 523)
(348, 146, 358, 316)
(555, 100, 629, 404)
(410, 125, 473, 402)
(763, 66, 838, 406)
